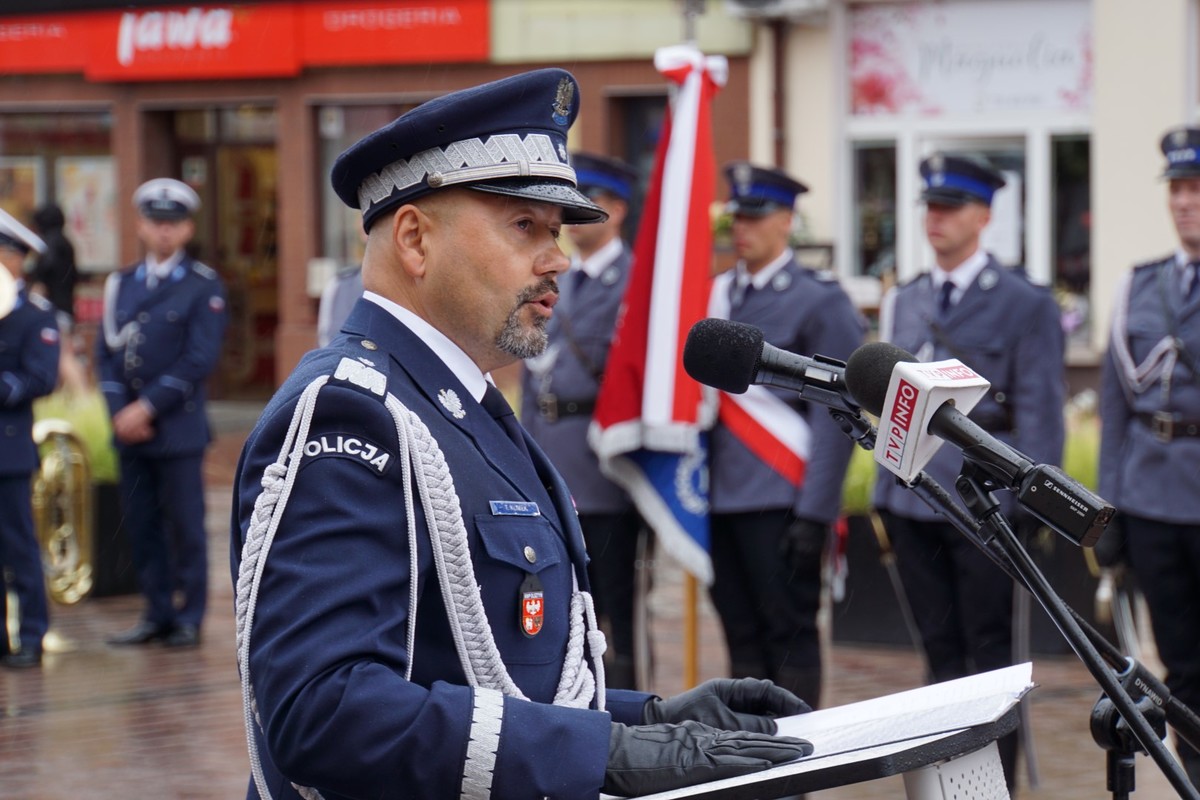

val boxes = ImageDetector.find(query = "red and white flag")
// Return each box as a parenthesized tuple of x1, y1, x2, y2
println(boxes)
(590, 45, 727, 584)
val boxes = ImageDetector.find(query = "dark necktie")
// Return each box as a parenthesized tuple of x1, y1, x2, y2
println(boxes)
(481, 384, 531, 459)
(937, 280, 955, 315)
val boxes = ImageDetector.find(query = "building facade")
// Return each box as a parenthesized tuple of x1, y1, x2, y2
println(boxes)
(0, 0, 753, 395)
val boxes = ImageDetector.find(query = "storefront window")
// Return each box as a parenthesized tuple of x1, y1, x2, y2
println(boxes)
(0, 111, 114, 272)
(1052, 136, 1091, 348)
(852, 143, 897, 281)
(317, 103, 420, 267)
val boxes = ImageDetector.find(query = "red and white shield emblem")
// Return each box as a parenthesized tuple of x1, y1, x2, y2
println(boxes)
(521, 591, 544, 637)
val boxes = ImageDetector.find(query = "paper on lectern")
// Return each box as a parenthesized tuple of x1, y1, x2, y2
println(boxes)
(775, 662, 1033, 757)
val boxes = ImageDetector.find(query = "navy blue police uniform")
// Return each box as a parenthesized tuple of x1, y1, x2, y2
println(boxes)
(1099, 126, 1200, 788)
(874, 153, 1065, 791)
(0, 210, 59, 668)
(521, 152, 645, 689)
(231, 69, 812, 800)
(98, 178, 228, 646)
(707, 163, 864, 707)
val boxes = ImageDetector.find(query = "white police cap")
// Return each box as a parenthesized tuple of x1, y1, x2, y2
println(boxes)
(0, 207, 46, 255)
(134, 178, 200, 221)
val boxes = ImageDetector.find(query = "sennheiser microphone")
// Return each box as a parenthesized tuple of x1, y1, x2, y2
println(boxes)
(683, 318, 853, 399)
(845, 341, 1113, 547)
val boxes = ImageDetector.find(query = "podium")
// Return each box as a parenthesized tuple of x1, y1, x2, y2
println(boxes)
(617, 663, 1033, 800)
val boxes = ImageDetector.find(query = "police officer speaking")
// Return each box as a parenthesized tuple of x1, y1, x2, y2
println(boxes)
(521, 151, 647, 690)
(1099, 126, 1200, 789)
(0, 210, 58, 669)
(231, 69, 812, 800)
(99, 178, 228, 649)
(706, 162, 864, 708)
(874, 152, 1065, 793)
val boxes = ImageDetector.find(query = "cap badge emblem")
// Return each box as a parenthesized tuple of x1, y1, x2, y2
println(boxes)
(439, 388, 466, 419)
(733, 163, 753, 195)
(772, 271, 792, 291)
(1173, 129, 1189, 148)
(929, 153, 945, 171)
(979, 269, 998, 290)
(552, 78, 574, 126)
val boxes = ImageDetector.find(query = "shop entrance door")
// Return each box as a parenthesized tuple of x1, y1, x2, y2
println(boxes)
(176, 107, 278, 399)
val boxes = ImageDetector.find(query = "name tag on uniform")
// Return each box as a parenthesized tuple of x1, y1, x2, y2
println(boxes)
(489, 500, 541, 517)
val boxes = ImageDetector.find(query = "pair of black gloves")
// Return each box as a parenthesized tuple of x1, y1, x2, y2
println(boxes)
(604, 678, 814, 796)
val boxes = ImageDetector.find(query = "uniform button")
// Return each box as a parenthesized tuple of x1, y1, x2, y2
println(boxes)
(523, 546, 537, 564)
(138, 312, 150, 323)
(361, 340, 378, 351)
(185, 401, 196, 412)
(994, 392, 1007, 404)
(131, 378, 143, 389)
(132, 357, 143, 367)
(167, 311, 179, 322)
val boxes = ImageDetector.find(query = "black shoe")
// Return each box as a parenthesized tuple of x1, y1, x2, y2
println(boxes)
(163, 624, 200, 648)
(108, 620, 173, 646)
(2, 649, 42, 669)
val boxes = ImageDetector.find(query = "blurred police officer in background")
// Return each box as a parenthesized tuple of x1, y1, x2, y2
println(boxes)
(231, 69, 811, 800)
(1099, 126, 1200, 789)
(875, 152, 1065, 793)
(707, 162, 864, 708)
(0, 210, 58, 669)
(521, 151, 647, 690)
(99, 178, 228, 649)
(28, 203, 78, 331)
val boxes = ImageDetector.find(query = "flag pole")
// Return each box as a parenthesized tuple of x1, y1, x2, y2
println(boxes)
(681, 0, 704, 693)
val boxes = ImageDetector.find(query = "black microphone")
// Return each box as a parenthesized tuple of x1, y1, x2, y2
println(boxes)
(845, 341, 1113, 547)
(683, 318, 853, 399)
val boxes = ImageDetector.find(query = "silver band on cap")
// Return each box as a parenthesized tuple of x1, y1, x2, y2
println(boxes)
(357, 132, 577, 211)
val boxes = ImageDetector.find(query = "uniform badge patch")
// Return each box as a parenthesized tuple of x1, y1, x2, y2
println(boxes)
(979, 269, 998, 290)
(209, 295, 225, 312)
(40, 327, 59, 344)
(439, 388, 466, 419)
(302, 434, 391, 474)
(519, 573, 544, 637)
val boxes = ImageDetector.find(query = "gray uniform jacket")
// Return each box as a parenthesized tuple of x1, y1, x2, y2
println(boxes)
(709, 257, 864, 522)
(1100, 254, 1200, 523)
(874, 257, 1065, 521)
(521, 244, 633, 515)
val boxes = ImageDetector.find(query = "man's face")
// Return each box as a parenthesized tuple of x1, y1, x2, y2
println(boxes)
(1169, 177, 1200, 252)
(137, 216, 194, 261)
(566, 193, 626, 256)
(923, 201, 990, 265)
(730, 208, 792, 271)
(420, 190, 568, 372)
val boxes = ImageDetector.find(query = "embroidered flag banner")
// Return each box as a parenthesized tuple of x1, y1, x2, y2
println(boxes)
(590, 45, 727, 585)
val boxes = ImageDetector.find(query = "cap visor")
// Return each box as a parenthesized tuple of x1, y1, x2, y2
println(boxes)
(725, 199, 784, 217)
(141, 209, 190, 222)
(469, 180, 608, 224)
(920, 189, 977, 207)
(1164, 166, 1200, 180)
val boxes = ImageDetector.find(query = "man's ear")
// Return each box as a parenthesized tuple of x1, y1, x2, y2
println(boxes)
(392, 204, 429, 277)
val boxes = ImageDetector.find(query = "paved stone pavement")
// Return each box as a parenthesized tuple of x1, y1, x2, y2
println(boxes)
(0, 406, 1185, 798)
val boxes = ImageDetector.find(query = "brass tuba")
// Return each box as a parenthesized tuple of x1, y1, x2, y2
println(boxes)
(32, 419, 94, 604)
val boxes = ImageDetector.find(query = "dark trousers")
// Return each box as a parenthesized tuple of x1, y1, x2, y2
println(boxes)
(0, 475, 49, 652)
(580, 510, 645, 690)
(882, 511, 1020, 792)
(1125, 514, 1200, 785)
(119, 453, 208, 628)
(710, 509, 822, 707)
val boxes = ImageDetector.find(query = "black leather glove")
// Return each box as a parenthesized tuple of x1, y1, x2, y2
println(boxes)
(603, 720, 813, 797)
(780, 517, 828, 572)
(1092, 512, 1128, 568)
(642, 677, 811, 733)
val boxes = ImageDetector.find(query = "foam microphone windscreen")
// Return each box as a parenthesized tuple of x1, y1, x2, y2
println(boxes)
(844, 341, 920, 417)
(682, 318, 764, 394)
